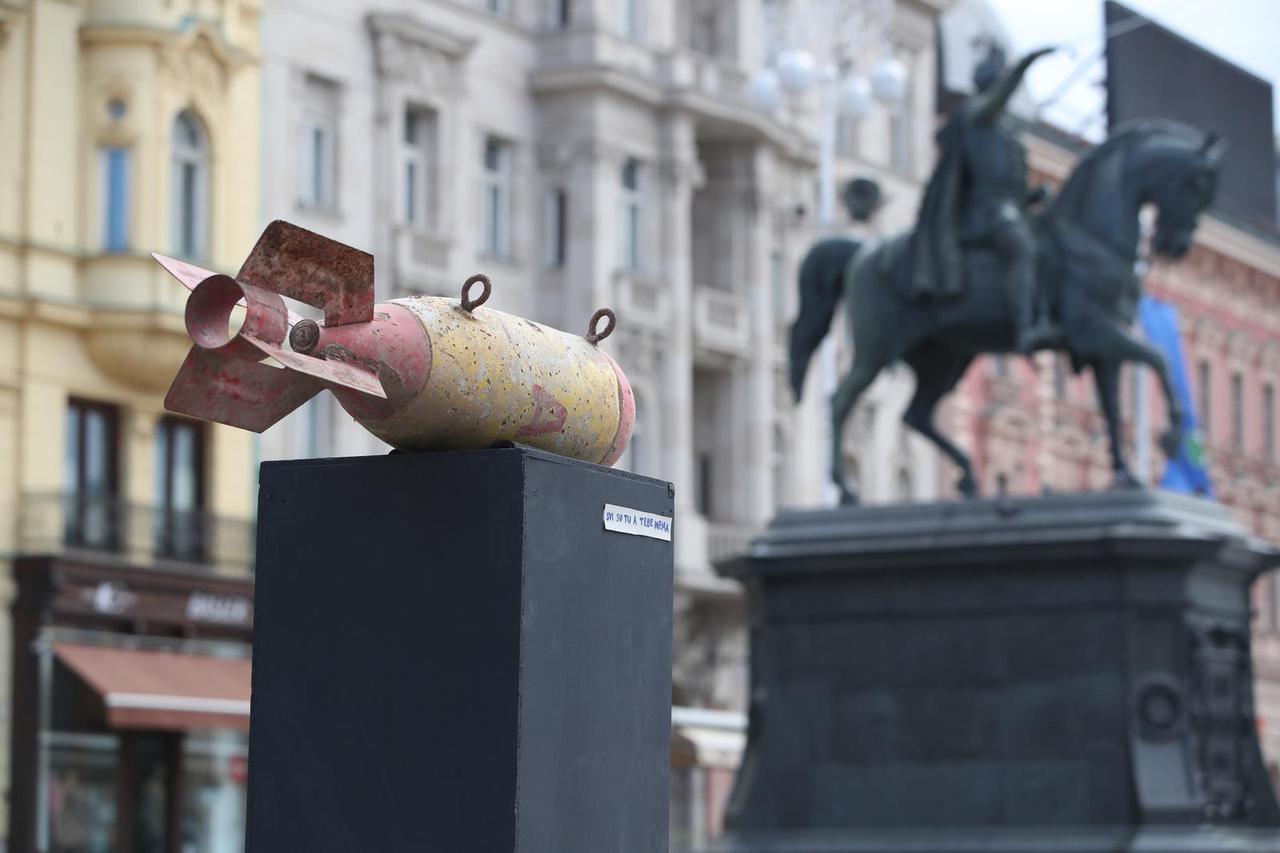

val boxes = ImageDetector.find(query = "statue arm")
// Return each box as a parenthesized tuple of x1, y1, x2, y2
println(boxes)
(970, 47, 1056, 124)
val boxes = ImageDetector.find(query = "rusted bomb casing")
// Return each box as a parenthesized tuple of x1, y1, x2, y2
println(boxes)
(157, 221, 634, 467)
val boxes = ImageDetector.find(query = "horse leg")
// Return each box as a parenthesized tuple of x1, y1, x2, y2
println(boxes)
(1092, 359, 1140, 489)
(903, 346, 978, 498)
(830, 359, 881, 505)
(1084, 326, 1185, 459)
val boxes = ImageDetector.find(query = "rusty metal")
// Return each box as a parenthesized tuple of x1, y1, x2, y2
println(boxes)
(157, 221, 635, 467)
(237, 220, 374, 327)
(585, 308, 616, 345)
(289, 319, 321, 355)
(459, 274, 491, 312)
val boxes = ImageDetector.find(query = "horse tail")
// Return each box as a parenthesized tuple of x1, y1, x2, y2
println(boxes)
(789, 237, 861, 402)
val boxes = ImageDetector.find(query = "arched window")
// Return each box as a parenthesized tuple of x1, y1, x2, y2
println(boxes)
(171, 110, 209, 259)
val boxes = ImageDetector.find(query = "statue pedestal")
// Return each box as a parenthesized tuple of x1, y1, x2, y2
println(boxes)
(245, 447, 673, 852)
(716, 491, 1280, 852)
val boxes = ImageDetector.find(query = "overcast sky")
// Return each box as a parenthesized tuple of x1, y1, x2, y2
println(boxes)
(986, 0, 1280, 139)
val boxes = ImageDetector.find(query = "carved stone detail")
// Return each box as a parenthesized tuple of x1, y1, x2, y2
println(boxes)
(367, 13, 475, 92)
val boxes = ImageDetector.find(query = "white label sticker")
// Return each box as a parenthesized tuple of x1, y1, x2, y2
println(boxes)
(603, 503, 672, 541)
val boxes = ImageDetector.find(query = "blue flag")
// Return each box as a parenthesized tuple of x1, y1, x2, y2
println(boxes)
(1139, 296, 1213, 497)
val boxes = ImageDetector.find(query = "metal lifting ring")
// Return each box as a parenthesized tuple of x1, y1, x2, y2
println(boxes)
(586, 308, 616, 345)
(460, 274, 492, 312)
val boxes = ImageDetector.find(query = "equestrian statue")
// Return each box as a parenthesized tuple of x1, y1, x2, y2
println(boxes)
(789, 45, 1226, 504)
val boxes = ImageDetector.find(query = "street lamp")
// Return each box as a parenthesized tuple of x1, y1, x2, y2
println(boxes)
(748, 50, 906, 225)
(747, 1, 907, 505)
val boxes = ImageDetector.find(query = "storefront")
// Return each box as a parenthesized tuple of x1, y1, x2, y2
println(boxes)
(9, 556, 254, 853)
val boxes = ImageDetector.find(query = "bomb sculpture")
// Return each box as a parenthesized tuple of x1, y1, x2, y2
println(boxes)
(157, 221, 634, 466)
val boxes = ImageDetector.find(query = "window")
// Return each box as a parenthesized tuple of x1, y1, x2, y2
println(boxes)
(155, 417, 205, 561)
(299, 75, 340, 211)
(486, 0, 511, 16)
(545, 188, 568, 268)
(761, 0, 782, 64)
(888, 52, 914, 174)
(889, 97, 912, 175)
(773, 426, 787, 509)
(65, 399, 120, 551)
(1264, 382, 1275, 462)
(1231, 372, 1244, 451)
(897, 467, 913, 502)
(836, 114, 861, 159)
(620, 0, 645, 40)
(770, 249, 787, 320)
(170, 110, 209, 259)
(554, 0, 571, 27)
(481, 136, 515, 259)
(618, 157, 645, 273)
(101, 147, 131, 252)
(1197, 359, 1212, 438)
(697, 452, 713, 516)
(401, 107, 437, 229)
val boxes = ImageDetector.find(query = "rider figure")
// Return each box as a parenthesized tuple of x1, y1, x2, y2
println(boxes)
(910, 44, 1057, 353)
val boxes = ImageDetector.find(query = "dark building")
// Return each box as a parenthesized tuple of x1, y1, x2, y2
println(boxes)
(1105, 0, 1277, 230)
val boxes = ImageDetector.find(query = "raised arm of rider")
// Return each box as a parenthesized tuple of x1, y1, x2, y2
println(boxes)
(971, 46, 1056, 124)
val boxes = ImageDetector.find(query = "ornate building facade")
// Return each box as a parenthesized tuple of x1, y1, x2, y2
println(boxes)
(0, 1, 262, 849)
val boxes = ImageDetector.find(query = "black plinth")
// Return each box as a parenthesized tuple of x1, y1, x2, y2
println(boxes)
(716, 490, 1280, 852)
(246, 447, 673, 853)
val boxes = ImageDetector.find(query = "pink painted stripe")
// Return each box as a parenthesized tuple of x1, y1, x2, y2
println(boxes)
(599, 352, 636, 467)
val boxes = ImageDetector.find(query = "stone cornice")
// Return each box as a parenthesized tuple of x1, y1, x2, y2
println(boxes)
(80, 18, 257, 66)
(366, 12, 476, 62)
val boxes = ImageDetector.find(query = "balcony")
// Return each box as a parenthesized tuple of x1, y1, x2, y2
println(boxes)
(706, 522, 758, 568)
(18, 493, 255, 577)
(615, 271, 670, 331)
(391, 225, 453, 294)
(694, 286, 750, 358)
(658, 52, 749, 105)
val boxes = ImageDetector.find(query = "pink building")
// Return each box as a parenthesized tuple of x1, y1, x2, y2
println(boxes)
(946, 124, 1280, 777)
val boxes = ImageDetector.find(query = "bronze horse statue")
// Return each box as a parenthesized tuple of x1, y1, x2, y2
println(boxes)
(790, 121, 1225, 503)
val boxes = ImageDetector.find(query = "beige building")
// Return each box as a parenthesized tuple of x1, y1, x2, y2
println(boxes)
(0, 1, 261, 849)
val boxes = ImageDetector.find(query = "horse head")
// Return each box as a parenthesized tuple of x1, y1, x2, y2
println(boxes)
(1051, 121, 1224, 263)
(1138, 128, 1225, 259)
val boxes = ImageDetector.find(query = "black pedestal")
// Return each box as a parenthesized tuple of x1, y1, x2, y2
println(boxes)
(245, 447, 673, 853)
(717, 490, 1280, 852)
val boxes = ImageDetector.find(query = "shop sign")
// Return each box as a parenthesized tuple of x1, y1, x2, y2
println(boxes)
(85, 581, 137, 615)
(186, 592, 253, 626)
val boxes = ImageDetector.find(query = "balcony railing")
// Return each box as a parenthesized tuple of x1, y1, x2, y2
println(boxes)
(616, 271, 671, 330)
(18, 493, 255, 576)
(693, 286, 750, 357)
(706, 522, 758, 567)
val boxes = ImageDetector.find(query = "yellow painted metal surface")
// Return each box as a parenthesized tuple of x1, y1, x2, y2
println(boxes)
(361, 297, 627, 464)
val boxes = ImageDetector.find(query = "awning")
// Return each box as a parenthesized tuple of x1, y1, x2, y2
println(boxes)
(53, 643, 251, 732)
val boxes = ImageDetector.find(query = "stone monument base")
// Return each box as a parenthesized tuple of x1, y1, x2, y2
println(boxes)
(716, 490, 1280, 852)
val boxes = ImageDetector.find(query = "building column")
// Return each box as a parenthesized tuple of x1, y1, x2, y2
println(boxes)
(657, 114, 700, 571)
(744, 144, 775, 524)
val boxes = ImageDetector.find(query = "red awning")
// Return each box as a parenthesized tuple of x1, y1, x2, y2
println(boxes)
(54, 643, 251, 732)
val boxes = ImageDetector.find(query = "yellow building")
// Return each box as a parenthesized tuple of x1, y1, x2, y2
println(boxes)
(0, 2, 261, 849)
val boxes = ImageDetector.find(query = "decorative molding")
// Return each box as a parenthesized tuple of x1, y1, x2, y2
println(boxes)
(367, 13, 475, 89)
